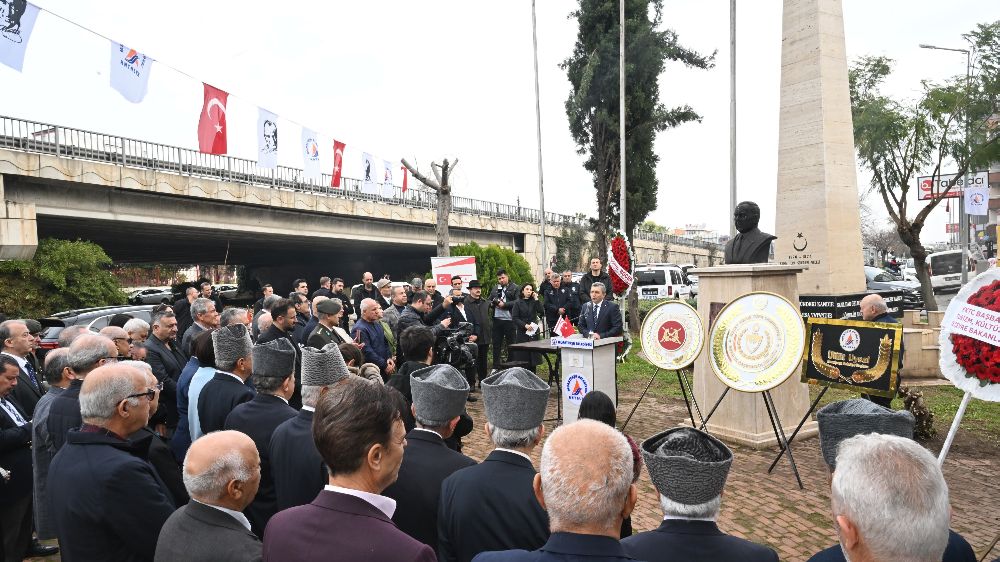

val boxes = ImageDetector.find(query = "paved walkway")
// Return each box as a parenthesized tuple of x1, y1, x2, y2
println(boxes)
(460, 376, 1000, 562)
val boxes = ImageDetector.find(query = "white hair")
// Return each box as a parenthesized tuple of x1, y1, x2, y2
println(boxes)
(488, 424, 541, 449)
(256, 311, 273, 332)
(191, 297, 215, 318)
(831, 434, 950, 562)
(183, 449, 252, 501)
(220, 308, 248, 327)
(122, 318, 149, 335)
(540, 419, 632, 531)
(360, 298, 379, 314)
(590, 282, 606, 294)
(301, 385, 324, 408)
(118, 360, 153, 376)
(79, 366, 143, 423)
(68, 335, 115, 375)
(659, 494, 721, 520)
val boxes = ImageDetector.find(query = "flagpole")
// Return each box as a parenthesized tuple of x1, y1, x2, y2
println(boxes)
(619, 0, 626, 235)
(729, 0, 737, 238)
(531, 0, 548, 273)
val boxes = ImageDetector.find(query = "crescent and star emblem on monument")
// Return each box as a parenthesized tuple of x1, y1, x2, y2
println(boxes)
(793, 232, 808, 252)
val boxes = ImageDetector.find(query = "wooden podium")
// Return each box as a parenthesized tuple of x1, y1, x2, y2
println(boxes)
(552, 336, 623, 423)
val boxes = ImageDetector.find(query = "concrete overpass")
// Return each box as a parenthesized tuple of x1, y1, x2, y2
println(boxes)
(0, 115, 721, 282)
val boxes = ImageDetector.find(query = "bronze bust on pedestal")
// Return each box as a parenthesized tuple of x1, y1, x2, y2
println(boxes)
(724, 201, 777, 265)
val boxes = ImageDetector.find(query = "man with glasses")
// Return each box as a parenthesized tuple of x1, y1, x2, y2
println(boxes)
(46, 334, 119, 454)
(99, 326, 133, 359)
(48, 363, 176, 562)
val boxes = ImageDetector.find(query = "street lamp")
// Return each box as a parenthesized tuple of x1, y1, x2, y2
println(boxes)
(919, 42, 972, 285)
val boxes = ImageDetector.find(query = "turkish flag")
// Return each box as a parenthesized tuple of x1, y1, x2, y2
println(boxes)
(198, 83, 229, 154)
(400, 166, 408, 192)
(331, 140, 346, 188)
(554, 315, 575, 338)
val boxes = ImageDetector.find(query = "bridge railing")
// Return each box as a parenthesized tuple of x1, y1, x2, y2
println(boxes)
(0, 115, 589, 228)
(0, 115, 724, 252)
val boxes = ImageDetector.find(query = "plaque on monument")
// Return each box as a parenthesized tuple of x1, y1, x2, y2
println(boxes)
(723, 202, 777, 265)
(709, 292, 805, 393)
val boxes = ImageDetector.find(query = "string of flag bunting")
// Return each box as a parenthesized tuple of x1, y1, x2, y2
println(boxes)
(0, 0, 409, 193)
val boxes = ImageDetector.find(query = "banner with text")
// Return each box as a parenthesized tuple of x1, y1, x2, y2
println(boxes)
(800, 318, 903, 399)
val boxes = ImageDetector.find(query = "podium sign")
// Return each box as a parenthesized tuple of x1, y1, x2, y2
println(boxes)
(557, 336, 622, 423)
(801, 318, 902, 399)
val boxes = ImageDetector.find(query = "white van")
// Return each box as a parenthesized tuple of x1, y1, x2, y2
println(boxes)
(927, 250, 963, 291)
(635, 263, 689, 300)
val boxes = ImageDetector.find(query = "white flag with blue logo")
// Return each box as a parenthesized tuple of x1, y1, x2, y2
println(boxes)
(109, 42, 153, 103)
(381, 160, 395, 197)
(0, 1, 40, 72)
(361, 152, 377, 194)
(301, 128, 322, 182)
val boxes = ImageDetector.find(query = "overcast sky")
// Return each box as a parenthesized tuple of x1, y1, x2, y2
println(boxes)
(2, 0, 995, 243)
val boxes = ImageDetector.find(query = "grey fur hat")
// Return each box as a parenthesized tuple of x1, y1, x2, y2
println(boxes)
(410, 364, 470, 423)
(301, 342, 350, 386)
(642, 427, 733, 506)
(252, 338, 297, 379)
(212, 324, 252, 368)
(481, 367, 548, 430)
(817, 399, 915, 470)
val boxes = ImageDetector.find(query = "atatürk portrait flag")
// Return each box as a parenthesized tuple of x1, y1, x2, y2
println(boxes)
(198, 83, 229, 154)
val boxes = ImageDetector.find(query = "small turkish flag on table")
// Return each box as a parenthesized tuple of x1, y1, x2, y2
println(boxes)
(198, 83, 229, 154)
(554, 315, 575, 338)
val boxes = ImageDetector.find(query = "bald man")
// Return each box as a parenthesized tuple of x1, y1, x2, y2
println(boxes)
(100, 325, 132, 359)
(475, 419, 639, 561)
(860, 294, 904, 408)
(48, 364, 176, 561)
(155, 431, 262, 561)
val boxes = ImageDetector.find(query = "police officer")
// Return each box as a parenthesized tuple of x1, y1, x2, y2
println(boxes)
(543, 274, 578, 335)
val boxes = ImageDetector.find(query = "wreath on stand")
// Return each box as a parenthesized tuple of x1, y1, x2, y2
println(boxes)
(607, 229, 635, 361)
(939, 269, 1000, 401)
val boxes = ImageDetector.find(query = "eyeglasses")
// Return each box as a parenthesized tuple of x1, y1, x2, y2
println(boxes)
(122, 389, 156, 402)
(113, 337, 133, 344)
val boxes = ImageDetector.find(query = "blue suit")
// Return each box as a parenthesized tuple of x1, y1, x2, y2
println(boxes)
(622, 519, 778, 562)
(473, 532, 637, 561)
(577, 300, 623, 339)
(807, 529, 974, 562)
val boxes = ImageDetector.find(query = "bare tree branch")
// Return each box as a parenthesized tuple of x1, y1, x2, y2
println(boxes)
(401, 158, 440, 191)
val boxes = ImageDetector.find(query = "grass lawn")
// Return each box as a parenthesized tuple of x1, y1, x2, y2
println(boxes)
(617, 338, 1000, 445)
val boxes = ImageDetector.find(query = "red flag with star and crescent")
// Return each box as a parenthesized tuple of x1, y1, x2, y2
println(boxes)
(198, 83, 229, 154)
(331, 140, 346, 188)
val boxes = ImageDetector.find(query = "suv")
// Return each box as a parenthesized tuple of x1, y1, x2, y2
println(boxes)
(38, 304, 157, 350)
(864, 267, 924, 310)
(128, 287, 173, 305)
(635, 263, 689, 301)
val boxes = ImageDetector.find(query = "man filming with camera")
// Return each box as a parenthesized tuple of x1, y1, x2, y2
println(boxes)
(447, 288, 482, 395)
(393, 290, 453, 363)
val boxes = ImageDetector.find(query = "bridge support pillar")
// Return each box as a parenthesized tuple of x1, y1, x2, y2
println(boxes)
(0, 176, 38, 260)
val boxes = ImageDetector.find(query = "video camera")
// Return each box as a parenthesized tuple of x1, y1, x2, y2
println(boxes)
(434, 321, 477, 370)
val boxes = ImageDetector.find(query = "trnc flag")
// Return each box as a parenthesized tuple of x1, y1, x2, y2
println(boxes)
(197, 83, 228, 154)
(331, 140, 345, 187)
(301, 128, 321, 182)
(554, 315, 575, 338)
(400, 165, 408, 192)
(0, 0, 39, 72)
(257, 109, 278, 169)
(361, 152, 377, 194)
(109, 42, 152, 103)
(381, 160, 394, 197)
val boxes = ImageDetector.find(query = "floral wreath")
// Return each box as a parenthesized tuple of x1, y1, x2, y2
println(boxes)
(939, 269, 1000, 402)
(607, 228, 635, 299)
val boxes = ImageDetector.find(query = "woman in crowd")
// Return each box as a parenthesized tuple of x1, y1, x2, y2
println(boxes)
(510, 283, 544, 371)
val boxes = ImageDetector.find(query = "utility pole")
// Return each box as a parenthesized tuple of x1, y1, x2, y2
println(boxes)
(619, 0, 626, 235)
(729, 0, 737, 238)
(531, 0, 548, 272)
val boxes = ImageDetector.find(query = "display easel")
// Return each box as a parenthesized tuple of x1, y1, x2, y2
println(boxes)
(697, 386, 803, 489)
(621, 367, 703, 431)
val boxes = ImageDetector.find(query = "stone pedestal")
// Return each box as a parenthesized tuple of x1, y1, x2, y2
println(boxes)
(689, 265, 817, 448)
(0, 176, 37, 260)
(773, 0, 866, 298)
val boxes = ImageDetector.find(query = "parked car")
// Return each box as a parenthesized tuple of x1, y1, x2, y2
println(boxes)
(216, 284, 238, 299)
(927, 250, 963, 292)
(128, 287, 173, 305)
(38, 304, 156, 350)
(901, 258, 918, 281)
(635, 263, 689, 301)
(864, 266, 924, 310)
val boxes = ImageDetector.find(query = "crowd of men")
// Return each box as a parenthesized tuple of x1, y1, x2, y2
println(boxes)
(0, 265, 980, 562)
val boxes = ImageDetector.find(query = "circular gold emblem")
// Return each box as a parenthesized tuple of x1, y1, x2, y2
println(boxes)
(640, 300, 704, 370)
(709, 292, 805, 392)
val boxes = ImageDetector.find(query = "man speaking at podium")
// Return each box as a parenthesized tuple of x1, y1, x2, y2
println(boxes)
(578, 283, 622, 340)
